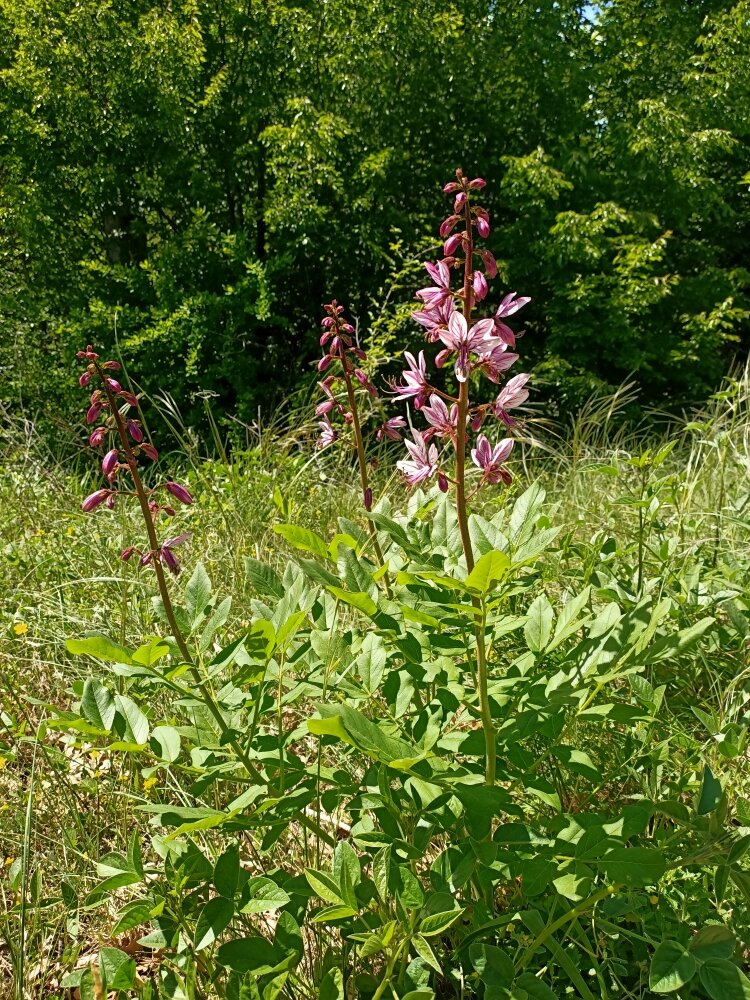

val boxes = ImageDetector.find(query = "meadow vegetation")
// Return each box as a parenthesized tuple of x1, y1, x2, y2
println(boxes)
(2, 353, 750, 997)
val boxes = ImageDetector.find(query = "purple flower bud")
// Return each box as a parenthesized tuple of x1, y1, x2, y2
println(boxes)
(321, 316, 334, 328)
(476, 217, 490, 239)
(105, 493, 117, 509)
(81, 489, 111, 512)
(141, 443, 159, 461)
(316, 399, 336, 416)
(471, 411, 485, 432)
(317, 354, 333, 373)
(473, 270, 488, 301)
(126, 419, 143, 442)
(119, 391, 139, 408)
(164, 481, 193, 505)
(469, 177, 486, 190)
(79, 372, 92, 387)
(330, 336, 341, 355)
(102, 360, 121, 370)
(363, 487, 373, 511)
(454, 191, 467, 212)
(439, 215, 460, 238)
(140, 551, 154, 566)
(351, 347, 367, 361)
(342, 323, 354, 333)
(121, 546, 138, 561)
(89, 427, 107, 448)
(443, 181, 461, 193)
(86, 402, 103, 424)
(102, 449, 119, 475)
(443, 233, 462, 256)
(438, 472, 449, 493)
(105, 378, 122, 393)
(481, 250, 498, 279)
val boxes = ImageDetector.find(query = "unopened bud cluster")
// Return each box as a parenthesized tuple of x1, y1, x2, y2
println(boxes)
(77, 345, 193, 574)
(315, 301, 381, 450)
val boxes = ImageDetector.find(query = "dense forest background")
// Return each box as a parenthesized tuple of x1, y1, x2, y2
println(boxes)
(1, 0, 749, 433)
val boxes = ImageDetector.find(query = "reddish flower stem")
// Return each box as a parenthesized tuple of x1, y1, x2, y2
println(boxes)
(340, 355, 392, 597)
(454, 201, 496, 788)
(98, 370, 267, 788)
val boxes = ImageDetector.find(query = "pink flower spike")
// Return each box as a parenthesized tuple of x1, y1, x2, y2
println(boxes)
(396, 431, 439, 485)
(102, 449, 119, 475)
(317, 415, 338, 449)
(376, 416, 406, 442)
(82, 489, 111, 512)
(473, 270, 488, 302)
(164, 481, 193, 505)
(471, 435, 514, 485)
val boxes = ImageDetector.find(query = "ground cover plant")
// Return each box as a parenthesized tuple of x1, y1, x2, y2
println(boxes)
(2, 171, 750, 999)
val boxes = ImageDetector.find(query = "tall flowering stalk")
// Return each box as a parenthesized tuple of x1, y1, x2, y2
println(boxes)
(315, 302, 395, 589)
(393, 170, 531, 786)
(76, 345, 270, 786)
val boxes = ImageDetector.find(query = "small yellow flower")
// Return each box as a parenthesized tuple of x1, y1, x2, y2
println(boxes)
(13, 622, 28, 636)
(66, 525, 76, 536)
(4, 857, 14, 867)
(0, 758, 7, 771)
(143, 776, 158, 791)
(649, 895, 659, 905)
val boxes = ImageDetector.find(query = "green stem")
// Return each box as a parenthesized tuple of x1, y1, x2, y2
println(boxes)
(515, 885, 615, 972)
